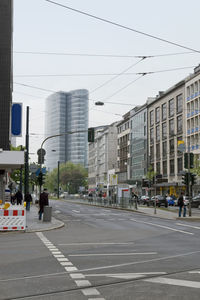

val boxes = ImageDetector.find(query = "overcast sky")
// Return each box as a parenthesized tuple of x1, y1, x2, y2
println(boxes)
(13, 0, 200, 162)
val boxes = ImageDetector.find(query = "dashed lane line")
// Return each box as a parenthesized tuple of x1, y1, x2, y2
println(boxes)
(36, 232, 105, 300)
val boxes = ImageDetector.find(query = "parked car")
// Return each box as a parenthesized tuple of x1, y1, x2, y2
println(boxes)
(191, 195, 200, 208)
(167, 196, 175, 206)
(140, 195, 149, 205)
(149, 195, 168, 207)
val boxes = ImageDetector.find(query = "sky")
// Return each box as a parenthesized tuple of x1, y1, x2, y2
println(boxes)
(13, 0, 200, 163)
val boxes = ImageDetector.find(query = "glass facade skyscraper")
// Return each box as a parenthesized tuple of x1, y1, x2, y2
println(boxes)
(45, 89, 88, 171)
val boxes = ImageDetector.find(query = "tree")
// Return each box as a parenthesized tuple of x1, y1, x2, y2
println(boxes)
(146, 165, 157, 184)
(191, 156, 200, 177)
(45, 162, 88, 194)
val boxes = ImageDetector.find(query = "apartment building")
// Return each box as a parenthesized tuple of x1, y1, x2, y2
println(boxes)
(88, 123, 118, 193)
(147, 83, 185, 196)
(116, 112, 131, 183)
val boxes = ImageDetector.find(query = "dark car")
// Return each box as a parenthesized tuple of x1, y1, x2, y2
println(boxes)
(149, 195, 168, 207)
(191, 195, 200, 208)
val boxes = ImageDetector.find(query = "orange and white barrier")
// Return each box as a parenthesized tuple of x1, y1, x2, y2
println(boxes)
(0, 205, 26, 231)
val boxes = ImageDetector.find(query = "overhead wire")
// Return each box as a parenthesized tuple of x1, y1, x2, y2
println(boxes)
(44, 0, 200, 53)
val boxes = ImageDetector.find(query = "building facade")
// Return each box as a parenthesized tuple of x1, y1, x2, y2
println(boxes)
(88, 123, 118, 194)
(147, 83, 185, 196)
(45, 89, 88, 171)
(116, 112, 131, 183)
(0, 0, 13, 150)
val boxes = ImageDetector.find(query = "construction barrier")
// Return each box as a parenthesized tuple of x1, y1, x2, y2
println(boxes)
(0, 205, 26, 231)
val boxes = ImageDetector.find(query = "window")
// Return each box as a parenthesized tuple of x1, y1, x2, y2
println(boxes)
(162, 103, 167, 121)
(155, 107, 160, 123)
(144, 125, 146, 136)
(156, 125, 160, 141)
(150, 128, 154, 144)
(177, 136, 183, 155)
(163, 141, 167, 158)
(150, 110, 154, 126)
(177, 94, 183, 114)
(144, 112, 146, 122)
(150, 145, 154, 161)
(156, 143, 160, 159)
(169, 99, 174, 117)
(177, 115, 183, 133)
(177, 157, 183, 173)
(170, 159, 175, 175)
(163, 160, 167, 175)
(162, 122, 167, 139)
(169, 139, 174, 155)
(169, 119, 174, 136)
(156, 162, 161, 174)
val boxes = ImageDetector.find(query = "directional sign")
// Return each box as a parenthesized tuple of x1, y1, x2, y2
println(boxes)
(29, 164, 38, 173)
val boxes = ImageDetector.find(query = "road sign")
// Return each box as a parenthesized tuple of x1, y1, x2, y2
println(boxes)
(37, 148, 46, 156)
(29, 164, 38, 173)
(11, 103, 23, 136)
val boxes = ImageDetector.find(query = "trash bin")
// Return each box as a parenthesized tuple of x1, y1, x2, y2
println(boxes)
(43, 206, 52, 222)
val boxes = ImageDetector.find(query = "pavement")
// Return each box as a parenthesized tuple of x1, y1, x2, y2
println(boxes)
(64, 197, 200, 221)
(25, 203, 64, 232)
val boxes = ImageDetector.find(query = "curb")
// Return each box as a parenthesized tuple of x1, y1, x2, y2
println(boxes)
(25, 217, 65, 233)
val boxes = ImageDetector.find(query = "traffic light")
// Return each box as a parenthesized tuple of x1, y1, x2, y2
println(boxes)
(191, 173, 197, 185)
(88, 127, 95, 142)
(184, 153, 194, 169)
(38, 172, 45, 186)
(182, 173, 189, 185)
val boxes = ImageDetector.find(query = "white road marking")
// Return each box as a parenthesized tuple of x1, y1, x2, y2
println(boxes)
(69, 252, 157, 257)
(59, 242, 134, 246)
(70, 273, 85, 279)
(60, 262, 73, 266)
(75, 280, 91, 287)
(51, 251, 62, 255)
(53, 254, 65, 258)
(65, 267, 78, 272)
(0, 271, 67, 282)
(176, 223, 200, 230)
(57, 258, 69, 262)
(55, 210, 61, 214)
(189, 271, 200, 274)
(85, 272, 166, 280)
(82, 288, 100, 296)
(144, 277, 200, 288)
(77, 250, 200, 273)
(72, 210, 80, 213)
(88, 298, 105, 300)
(130, 218, 194, 235)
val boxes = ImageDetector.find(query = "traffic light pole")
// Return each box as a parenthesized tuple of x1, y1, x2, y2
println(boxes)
(188, 146, 192, 217)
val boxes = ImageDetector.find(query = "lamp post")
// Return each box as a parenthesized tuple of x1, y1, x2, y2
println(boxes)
(57, 161, 60, 199)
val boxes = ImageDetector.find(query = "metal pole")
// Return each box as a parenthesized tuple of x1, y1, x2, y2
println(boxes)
(24, 106, 29, 196)
(188, 147, 192, 216)
(19, 145, 23, 192)
(57, 161, 60, 199)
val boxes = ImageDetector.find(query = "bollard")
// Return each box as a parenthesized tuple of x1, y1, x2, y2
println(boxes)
(43, 206, 52, 222)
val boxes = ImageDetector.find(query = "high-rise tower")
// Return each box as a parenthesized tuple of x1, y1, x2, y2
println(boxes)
(45, 89, 89, 171)
(0, 0, 13, 149)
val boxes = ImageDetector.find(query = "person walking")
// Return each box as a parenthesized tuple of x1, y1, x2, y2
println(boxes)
(38, 189, 49, 220)
(178, 192, 186, 217)
(25, 192, 32, 211)
(15, 190, 23, 205)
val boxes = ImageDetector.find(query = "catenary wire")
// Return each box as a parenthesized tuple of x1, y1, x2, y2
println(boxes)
(44, 0, 200, 54)
(13, 50, 199, 58)
(13, 65, 195, 77)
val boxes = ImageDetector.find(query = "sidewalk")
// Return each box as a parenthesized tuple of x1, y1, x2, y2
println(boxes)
(25, 204, 64, 233)
(65, 198, 200, 221)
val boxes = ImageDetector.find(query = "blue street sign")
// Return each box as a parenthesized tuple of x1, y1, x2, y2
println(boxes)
(11, 103, 22, 136)
(36, 167, 46, 176)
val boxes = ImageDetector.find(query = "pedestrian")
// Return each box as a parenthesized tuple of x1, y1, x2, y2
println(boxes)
(25, 192, 32, 211)
(39, 188, 49, 220)
(15, 190, 23, 205)
(11, 193, 16, 205)
(178, 192, 186, 217)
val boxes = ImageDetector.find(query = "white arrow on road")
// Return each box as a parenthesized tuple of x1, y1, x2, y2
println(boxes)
(85, 272, 166, 280)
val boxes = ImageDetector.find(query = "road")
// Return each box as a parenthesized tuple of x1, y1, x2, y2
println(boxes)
(1, 200, 200, 299)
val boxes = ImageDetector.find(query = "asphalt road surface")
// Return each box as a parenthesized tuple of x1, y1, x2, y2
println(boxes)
(1, 199, 200, 300)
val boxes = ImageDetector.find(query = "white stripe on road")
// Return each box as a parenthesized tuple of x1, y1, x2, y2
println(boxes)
(144, 277, 200, 288)
(59, 242, 134, 246)
(189, 271, 200, 274)
(77, 250, 200, 273)
(75, 280, 91, 287)
(85, 272, 166, 280)
(82, 288, 100, 296)
(70, 273, 85, 279)
(130, 218, 194, 235)
(176, 223, 200, 230)
(57, 258, 69, 262)
(69, 252, 157, 257)
(72, 210, 80, 213)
